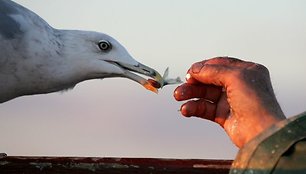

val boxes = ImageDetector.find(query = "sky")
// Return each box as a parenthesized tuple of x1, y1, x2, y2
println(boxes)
(0, 0, 306, 159)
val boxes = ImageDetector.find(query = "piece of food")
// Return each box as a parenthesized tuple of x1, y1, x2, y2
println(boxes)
(143, 81, 159, 93)
(148, 79, 161, 88)
(161, 67, 182, 87)
(144, 67, 182, 93)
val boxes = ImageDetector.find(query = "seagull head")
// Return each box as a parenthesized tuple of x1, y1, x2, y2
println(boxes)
(61, 31, 163, 92)
(0, 0, 167, 103)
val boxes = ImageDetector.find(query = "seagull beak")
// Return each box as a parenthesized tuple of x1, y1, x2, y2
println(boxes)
(107, 61, 164, 93)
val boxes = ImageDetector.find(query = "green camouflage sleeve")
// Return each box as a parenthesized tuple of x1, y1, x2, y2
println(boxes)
(230, 112, 306, 174)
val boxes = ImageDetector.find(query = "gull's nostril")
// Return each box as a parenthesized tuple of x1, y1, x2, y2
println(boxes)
(142, 68, 151, 74)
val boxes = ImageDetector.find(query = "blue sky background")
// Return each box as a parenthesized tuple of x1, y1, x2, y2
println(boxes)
(0, 0, 306, 159)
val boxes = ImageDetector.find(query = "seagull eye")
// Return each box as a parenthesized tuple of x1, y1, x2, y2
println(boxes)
(98, 40, 112, 51)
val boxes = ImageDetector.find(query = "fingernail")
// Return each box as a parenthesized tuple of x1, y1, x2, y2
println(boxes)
(185, 73, 191, 81)
(174, 88, 184, 101)
(181, 104, 191, 117)
(180, 105, 186, 115)
(174, 89, 179, 100)
(191, 62, 204, 74)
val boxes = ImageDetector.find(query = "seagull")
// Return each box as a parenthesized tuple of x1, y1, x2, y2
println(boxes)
(0, 0, 166, 103)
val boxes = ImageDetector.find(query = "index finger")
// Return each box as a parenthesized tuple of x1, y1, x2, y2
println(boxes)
(174, 83, 222, 102)
(189, 61, 233, 87)
(185, 72, 200, 85)
(188, 57, 256, 87)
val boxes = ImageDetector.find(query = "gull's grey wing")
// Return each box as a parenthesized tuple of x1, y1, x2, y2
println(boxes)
(0, 0, 57, 101)
(0, 0, 26, 39)
(0, 0, 55, 67)
(0, 0, 26, 72)
(0, 0, 53, 41)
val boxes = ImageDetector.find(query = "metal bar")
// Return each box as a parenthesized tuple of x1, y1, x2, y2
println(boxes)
(0, 156, 232, 174)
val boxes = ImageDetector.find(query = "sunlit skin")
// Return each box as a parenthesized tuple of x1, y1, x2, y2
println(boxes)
(174, 57, 286, 148)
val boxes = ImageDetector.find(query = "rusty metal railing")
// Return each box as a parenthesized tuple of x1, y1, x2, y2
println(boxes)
(0, 154, 232, 173)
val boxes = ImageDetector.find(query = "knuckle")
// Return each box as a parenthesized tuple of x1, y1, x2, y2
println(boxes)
(247, 63, 270, 75)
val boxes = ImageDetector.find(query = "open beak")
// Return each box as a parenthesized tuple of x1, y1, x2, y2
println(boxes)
(107, 61, 164, 93)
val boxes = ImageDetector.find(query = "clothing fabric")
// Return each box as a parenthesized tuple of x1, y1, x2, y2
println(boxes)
(230, 112, 306, 174)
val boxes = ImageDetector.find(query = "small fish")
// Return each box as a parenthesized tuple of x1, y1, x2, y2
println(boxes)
(161, 67, 183, 87)
(144, 67, 182, 93)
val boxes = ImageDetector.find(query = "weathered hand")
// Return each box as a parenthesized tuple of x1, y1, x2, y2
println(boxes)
(174, 57, 286, 148)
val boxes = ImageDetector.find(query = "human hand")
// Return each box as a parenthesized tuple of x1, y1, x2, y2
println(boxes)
(174, 57, 286, 148)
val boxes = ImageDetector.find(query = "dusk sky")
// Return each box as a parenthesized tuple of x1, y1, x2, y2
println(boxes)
(0, 0, 306, 159)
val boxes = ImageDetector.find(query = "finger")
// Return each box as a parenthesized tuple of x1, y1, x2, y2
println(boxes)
(189, 62, 233, 86)
(180, 99, 216, 121)
(185, 70, 200, 85)
(185, 73, 199, 84)
(185, 57, 250, 85)
(214, 92, 230, 127)
(174, 83, 222, 102)
(188, 57, 258, 86)
(205, 57, 244, 65)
